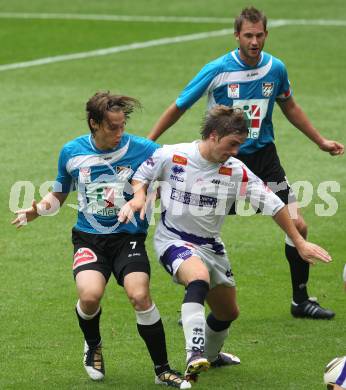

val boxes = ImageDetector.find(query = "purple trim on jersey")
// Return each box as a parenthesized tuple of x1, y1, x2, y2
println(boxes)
(160, 245, 194, 275)
(336, 360, 346, 386)
(161, 211, 225, 255)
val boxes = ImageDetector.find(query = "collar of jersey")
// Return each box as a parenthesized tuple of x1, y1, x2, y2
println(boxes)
(89, 133, 129, 153)
(233, 48, 265, 69)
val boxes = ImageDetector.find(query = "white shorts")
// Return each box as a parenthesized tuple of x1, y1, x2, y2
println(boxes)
(154, 223, 236, 289)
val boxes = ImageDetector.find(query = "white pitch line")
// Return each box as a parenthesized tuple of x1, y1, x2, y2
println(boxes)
(0, 12, 345, 26)
(0, 12, 232, 24)
(0, 29, 232, 72)
(0, 17, 345, 73)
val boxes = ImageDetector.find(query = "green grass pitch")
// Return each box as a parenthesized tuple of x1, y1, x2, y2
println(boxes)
(1, 1, 345, 389)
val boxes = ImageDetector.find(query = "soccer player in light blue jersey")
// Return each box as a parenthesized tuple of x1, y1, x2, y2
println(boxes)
(12, 92, 190, 389)
(148, 7, 344, 319)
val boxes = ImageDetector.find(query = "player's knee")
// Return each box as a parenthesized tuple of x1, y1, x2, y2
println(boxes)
(79, 292, 102, 312)
(185, 269, 210, 286)
(128, 289, 151, 311)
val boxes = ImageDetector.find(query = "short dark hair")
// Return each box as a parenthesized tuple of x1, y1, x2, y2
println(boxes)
(234, 7, 267, 33)
(86, 91, 141, 134)
(200, 105, 249, 140)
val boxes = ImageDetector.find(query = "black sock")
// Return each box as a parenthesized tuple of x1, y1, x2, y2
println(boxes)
(206, 313, 231, 332)
(75, 308, 102, 348)
(137, 319, 170, 375)
(285, 244, 309, 303)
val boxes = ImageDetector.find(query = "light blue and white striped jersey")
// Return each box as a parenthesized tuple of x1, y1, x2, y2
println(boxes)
(176, 49, 292, 154)
(54, 132, 159, 234)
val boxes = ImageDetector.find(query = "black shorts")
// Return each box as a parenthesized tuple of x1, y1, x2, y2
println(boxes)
(229, 143, 296, 214)
(71, 228, 150, 286)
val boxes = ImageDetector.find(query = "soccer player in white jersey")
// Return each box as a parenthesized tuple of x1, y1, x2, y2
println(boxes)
(147, 6, 344, 320)
(119, 105, 332, 381)
(11, 92, 190, 389)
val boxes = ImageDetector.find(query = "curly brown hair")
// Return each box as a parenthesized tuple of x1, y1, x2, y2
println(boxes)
(200, 105, 249, 140)
(86, 91, 141, 134)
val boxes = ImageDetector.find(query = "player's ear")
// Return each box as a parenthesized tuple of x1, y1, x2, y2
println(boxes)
(209, 130, 217, 141)
(234, 31, 239, 42)
(90, 118, 99, 133)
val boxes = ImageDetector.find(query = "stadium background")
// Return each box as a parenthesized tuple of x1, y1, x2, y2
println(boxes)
(1, 0, 345, 388)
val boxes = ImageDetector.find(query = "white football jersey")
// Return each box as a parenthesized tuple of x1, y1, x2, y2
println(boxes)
(133, 141, 284, 254)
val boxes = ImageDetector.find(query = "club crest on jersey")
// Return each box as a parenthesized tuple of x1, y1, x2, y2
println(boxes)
(262, 82, 274, 97)
(79, 167, 91, 183)
(219, 166, 233, 176)
(228, 83, 239, 99)
(172, 154, 187, 165)
(73, 248, 97, 270)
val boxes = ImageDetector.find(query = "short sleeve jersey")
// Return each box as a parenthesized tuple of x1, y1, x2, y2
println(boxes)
(133, 141, 284, 243)
(54, 133, 159, 234)
(176, 49, 292, 155)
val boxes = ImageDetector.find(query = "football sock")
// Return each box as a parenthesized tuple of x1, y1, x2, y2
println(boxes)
(181, 280, 209, 360)
(76, 300, 101, 348)
(205, 313, 231, 362)
(285, 241, 309, 304)
(136, 304, 170, 375)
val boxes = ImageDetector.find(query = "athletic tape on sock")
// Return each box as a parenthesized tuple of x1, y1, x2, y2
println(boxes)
(136, 303, 161, 325)
(76, 299, 100, 320)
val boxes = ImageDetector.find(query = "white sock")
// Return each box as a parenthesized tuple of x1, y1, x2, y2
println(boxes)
(181, 302, 206, 361)
(205, 322, 229, 362)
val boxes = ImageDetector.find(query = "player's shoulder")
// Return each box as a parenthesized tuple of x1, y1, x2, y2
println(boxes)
(61, 134, 91, 155)
(264, 51, 287, 70)
(160, 142, 194, 159)
(201, 52, 232, 74)
(224, 156, 248, 174)
(126, 132, 158, 149)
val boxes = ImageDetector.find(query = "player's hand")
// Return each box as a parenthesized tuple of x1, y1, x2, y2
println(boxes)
(296, 241, 332, 265)
(11, 200, 39, 228)
(118, 199, 146, 224)
(319, 139, 344, 156)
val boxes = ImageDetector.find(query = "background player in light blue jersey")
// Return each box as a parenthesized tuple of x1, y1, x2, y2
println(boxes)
(148, 7, 344, 319)
(12, 92, 190, 389)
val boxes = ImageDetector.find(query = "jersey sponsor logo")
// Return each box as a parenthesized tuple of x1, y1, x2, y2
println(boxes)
(170, 164, 186, 182)
(85, 181, 126, 216)
(73, 247, 97, 270)
(171, 165, 185, 175)
(104, 187, 116, 208)
(172, 154, 187, 165)
(262, 82, 274, 97)
(233, 99, 269, 139)
(145, 157, 155, 167)
(219, 166, 232, 176)
(170, 188, 217, 208)
(212, 178, 235, 187)
(228, 83, 239, 98)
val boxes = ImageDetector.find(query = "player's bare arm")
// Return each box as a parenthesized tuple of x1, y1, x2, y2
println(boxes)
(272, 206, 332, 264)
(118, 180, 148, 223)
(147, 102, 186, 141)
(278, 97, 344, 156)
(11, 192, 69, 228)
